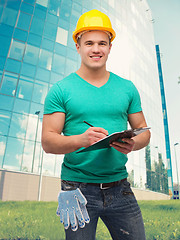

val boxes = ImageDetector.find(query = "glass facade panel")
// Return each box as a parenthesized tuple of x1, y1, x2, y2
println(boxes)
(16, 78, 33, 100)
(0, 35, 11, 57)
(9, 40, 25, 61)
(20, 1, 34, 15)
(24, 44, 40, 65)
(41, 38, 54, 51)
(56, 27, 68, 46)
(36, 67, 50, 82)
(32, 80, 48, 104)
(0, 23, 14, 37)
(13, 28, 28, 42)
(0, 95, 14, 111)
(3, 137, 24, 170)
(13, 98, 30, 114)
(1, 7, 18, 26)
(9, 112, 28, 139)
(43, 22, 57, 41)
(52, 53, 65, 74)
(36, 0, 48, 8)
(5, 58, 21, 74)
(27, 33, 42, 47)
(0, 110, 11, 136)
(0, 35, 12, 57)
(21, 62, 36, 78)
(0, 72, 18, 96)
(0, 56, 6, 70)
(48, 0, 61, 16)
(0, 136, 6, 167)
(30, 16, 45, 36)
(6, 0, 21, 10)
(38, 49, 53, 70)
(17, 11, 32, 31)
(21, 140, 34, 172)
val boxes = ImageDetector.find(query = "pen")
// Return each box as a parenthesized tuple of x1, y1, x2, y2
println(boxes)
(83, 121, 94, 127)
(83, 121, 109, 136)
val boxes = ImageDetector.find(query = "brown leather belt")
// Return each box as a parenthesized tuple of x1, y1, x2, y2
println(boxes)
(87, 178, 127, 190)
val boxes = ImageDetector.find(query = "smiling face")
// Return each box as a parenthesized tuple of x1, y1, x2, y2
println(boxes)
(76, 30, 112, 72)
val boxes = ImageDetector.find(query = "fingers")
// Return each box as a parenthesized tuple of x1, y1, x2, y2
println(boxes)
(110, 138, 135, 154)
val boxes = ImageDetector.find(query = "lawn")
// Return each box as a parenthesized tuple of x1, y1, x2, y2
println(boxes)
(0, 200, 179, 240)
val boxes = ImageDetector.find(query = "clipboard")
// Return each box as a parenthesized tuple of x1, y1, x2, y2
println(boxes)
(76, 127, 150, 153)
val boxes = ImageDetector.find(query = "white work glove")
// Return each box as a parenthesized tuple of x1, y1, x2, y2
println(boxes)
(56, 188, 90, 231)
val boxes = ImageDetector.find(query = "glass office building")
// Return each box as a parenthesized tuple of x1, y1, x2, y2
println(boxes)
(0, 0, 170, 195)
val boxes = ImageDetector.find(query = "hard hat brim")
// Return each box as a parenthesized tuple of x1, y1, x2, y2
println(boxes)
(73, 27, 116, 43)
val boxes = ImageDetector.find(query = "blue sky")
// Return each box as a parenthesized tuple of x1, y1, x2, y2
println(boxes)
(147, 0, 180, 183)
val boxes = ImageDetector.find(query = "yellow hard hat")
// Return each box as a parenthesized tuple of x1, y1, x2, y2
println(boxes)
(72, 9, 116, 43)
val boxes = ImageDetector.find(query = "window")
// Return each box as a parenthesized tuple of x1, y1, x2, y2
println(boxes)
(17, 11, 32, 31)
(30, 16, 45, 36)
(21, 62, 36, 78)
(9, 40, 25, 61)
(27, 33, 42, 47)
(36, 0, 48, 8)
(24, 44, 40, 65)
(46, 12, 58, 24)
(0, 110, 11, 136)
(3, 136, 24, 171)
(34, 4, 47, 20)
(50, 71, 63, 84)
(9, 112, 28, 139)
(65, 58, 78, 76)
(0, 72, 18, 96)
(0, 35, 11, 57)
(16, 77, 34, 100)
(36, 67, 50, 82)
(52, 54, 65, 74)
(21, 140, 34, 172)
(56, 27, 68, 46)
(13, 28, 28, 42)
(5, 58, 21, 74)
(6, 0, 21, 10)
(54, 42, 67, 56)
(49, 0, 61, 16)
(20, 1, 34, 15)
(43, 22, 57, 41)
(1, 7, 18, 26)
(0, 95, 14, 111)
(41, 38, 54, 51)
(0, 24, 14, 37)
(38, 49, 52, 70)
(32, 80, 48, 104)
(0, 136, 7, 167)
(0, 56, 6, 70)
(13, 98, 30, 114)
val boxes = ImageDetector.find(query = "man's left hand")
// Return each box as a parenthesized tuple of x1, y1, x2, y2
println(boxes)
(110, 138, 135, 154)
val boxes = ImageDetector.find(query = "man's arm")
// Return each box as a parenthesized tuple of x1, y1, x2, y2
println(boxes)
(41, 112, 108, 154)
(110, 111, 151, 154)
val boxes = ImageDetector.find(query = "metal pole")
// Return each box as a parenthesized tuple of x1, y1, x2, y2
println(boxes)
(31, 111, 40, 173)
(174, 143, 180, 199)
(38, 149, 44, 201)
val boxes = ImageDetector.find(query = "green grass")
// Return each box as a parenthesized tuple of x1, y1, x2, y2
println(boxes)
(0, 200, 179, 240)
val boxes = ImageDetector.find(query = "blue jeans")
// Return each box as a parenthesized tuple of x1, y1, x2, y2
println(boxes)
(61, 180, 146, 240)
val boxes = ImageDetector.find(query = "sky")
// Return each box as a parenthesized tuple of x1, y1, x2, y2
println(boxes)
(147, 0, 180, 183)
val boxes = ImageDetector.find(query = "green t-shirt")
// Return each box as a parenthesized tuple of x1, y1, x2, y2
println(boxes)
(44, 72, 142, 183)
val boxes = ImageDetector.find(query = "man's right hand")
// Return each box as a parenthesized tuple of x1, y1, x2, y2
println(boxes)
(80, 127, 108, 148)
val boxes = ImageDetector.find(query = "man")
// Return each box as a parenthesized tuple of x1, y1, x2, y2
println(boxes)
(42, 9, 150, 240)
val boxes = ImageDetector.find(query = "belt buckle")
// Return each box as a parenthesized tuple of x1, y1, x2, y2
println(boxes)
(100, 183, 110, 190)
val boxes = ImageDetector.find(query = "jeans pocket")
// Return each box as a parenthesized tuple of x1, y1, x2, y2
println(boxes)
(122, 181, 134, 196)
